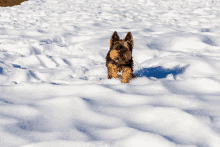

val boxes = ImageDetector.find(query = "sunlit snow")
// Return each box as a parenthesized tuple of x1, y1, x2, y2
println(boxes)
(0, 0, 220, 147)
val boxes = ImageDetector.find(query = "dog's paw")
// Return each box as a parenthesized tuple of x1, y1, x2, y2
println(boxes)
(121, 78, 129, 83)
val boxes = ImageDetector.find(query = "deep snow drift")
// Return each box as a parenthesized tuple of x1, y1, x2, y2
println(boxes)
(1, 0, 220, 147)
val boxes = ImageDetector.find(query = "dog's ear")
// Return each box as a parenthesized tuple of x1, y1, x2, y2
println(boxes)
(110, 31, 120, 49)
(124, 32, 133, 50)
(124, 32, 133, 42)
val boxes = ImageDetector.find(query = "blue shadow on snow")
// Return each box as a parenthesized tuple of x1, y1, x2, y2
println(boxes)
(135, 65, 189, 79)
(0, 67, 3, 74)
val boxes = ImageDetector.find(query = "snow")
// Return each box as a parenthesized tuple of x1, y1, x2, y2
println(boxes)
(0, 0, 220, 146)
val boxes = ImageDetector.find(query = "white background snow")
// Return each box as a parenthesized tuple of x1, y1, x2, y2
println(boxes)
(1, 0, 220, 146)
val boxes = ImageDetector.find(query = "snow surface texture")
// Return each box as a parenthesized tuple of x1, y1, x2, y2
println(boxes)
(1, 0, 220, 146)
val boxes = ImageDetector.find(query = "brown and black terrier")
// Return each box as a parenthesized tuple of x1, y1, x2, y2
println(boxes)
(106, 31, 137, 83)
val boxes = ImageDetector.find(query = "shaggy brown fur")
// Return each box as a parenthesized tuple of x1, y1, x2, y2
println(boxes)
(0, 0, 28, 7)
(106, 31, 137, 83)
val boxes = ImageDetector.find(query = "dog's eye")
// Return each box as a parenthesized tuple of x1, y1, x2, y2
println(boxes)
(121, 47, 127, 52)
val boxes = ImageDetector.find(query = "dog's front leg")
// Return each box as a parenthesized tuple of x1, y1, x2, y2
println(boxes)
(121, 67, 132, 83)
(107, 63, 119, 79)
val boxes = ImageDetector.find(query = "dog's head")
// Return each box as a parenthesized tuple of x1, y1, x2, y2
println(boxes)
(109, 31, 133, 64)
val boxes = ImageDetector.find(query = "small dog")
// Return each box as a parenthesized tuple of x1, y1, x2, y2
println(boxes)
(106, 31, 137, 83)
